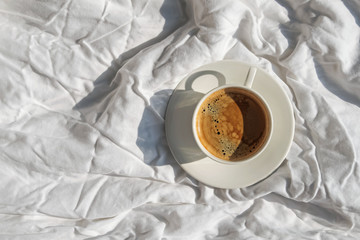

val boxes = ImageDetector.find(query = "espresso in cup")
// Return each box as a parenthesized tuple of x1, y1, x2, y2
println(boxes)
(195, 87, 271, 161)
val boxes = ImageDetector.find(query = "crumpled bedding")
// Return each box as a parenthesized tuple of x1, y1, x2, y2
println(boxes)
(0, 0, 359, 239)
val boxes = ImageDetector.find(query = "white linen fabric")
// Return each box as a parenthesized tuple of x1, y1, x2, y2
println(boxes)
(1, 0, 360, 239)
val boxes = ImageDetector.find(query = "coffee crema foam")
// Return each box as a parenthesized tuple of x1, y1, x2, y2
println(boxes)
(196, 87, 269, 161)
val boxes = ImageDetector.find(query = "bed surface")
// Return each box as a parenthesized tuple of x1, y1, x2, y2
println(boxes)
(1, 0, 360, 239)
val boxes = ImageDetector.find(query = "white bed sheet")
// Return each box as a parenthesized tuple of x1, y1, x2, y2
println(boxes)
(0, 0, 360, 239)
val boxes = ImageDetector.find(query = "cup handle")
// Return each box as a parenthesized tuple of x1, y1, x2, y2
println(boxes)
(244, 67, 257, 88)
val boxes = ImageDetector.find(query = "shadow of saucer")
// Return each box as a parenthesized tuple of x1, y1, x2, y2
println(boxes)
(135, 89, 176, 166)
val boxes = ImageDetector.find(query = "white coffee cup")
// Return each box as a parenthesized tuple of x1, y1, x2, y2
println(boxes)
(192, 67, 273, 164)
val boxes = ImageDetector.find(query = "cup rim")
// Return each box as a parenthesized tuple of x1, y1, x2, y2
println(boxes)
(192, 84, 273, 165)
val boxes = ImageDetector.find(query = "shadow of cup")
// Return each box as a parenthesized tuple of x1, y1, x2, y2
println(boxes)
(185, 70, 226, 92)
(166, 70, 227, 164)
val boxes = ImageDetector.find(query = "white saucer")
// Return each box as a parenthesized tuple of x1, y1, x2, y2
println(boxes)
(165, 60, 295, 189)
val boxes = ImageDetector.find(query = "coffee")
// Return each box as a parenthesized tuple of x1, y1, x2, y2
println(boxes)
(195, 87, 270, 161)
